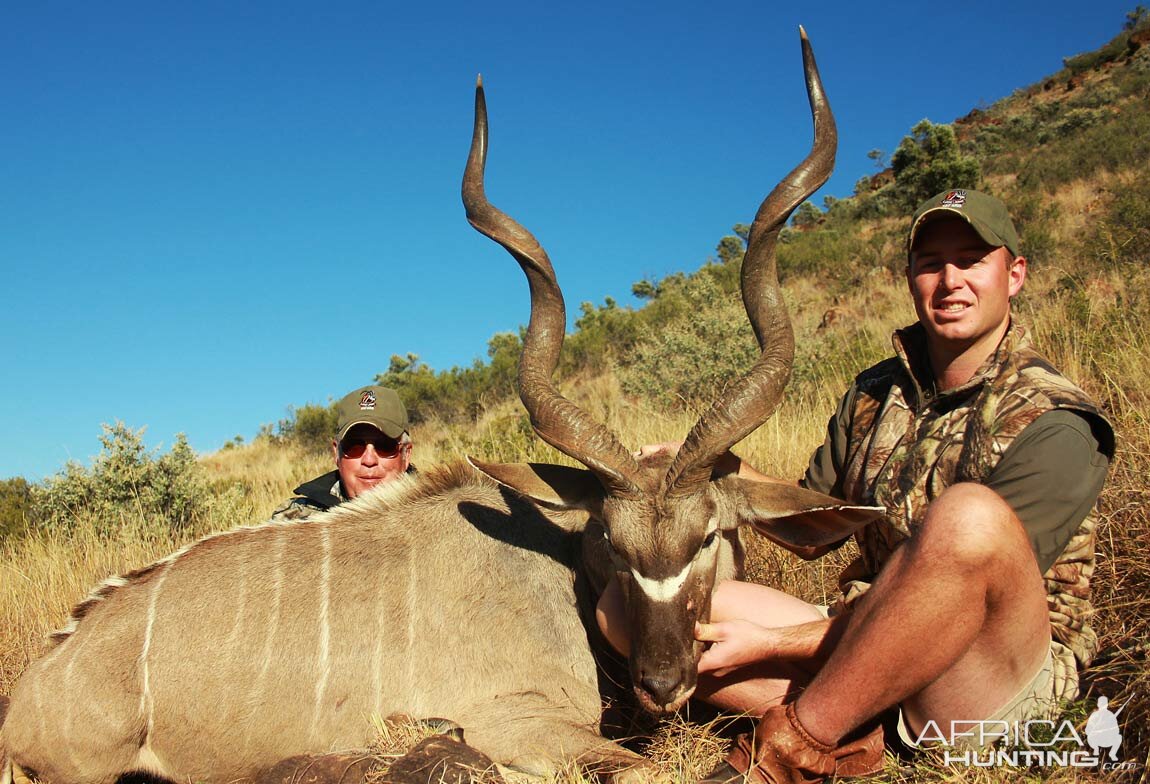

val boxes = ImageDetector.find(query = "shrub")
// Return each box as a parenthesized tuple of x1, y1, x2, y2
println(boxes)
(1017, 106, 1150, 189)
(32, 423, 210, 535)
(278, 402, 339, 454)
(1083, 177, 1150, 267)
(617, 273, 757, 409)
(0, 478, 32, 540)
(890, 120, 981, 208)
(564, 298, 639, 375)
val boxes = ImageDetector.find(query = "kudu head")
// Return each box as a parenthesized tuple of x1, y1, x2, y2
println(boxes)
(462, 29, 881, 714)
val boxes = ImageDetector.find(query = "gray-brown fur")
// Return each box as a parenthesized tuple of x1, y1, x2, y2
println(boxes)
(1, 463, 644, 783)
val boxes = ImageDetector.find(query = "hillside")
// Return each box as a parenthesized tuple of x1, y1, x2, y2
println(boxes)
(2, 12, 1149, 782)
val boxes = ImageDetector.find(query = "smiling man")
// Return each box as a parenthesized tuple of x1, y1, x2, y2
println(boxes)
(271, 385, 415, 521)
(621, 190, 1114, 783)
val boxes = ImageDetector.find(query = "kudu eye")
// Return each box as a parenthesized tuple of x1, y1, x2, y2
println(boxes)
(702, 531, 718, 550)
(602, 529, 629, 571)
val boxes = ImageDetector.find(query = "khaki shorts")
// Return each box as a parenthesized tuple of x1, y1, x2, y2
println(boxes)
(897, 640, 1080, 749)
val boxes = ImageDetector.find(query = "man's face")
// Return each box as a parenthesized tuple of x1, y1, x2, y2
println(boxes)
(907, 216, 1026, 359)
(332, 423, 411, 499)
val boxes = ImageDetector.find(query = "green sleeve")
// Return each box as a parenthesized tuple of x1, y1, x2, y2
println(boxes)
(987, 409, 1111, 574)
(800, 384, 857, 498)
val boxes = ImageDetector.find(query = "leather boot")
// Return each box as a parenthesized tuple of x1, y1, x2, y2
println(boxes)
(699, 703, 884, 784)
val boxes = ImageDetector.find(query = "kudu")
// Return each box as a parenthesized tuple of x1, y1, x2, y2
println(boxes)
(0, 28, 879, 784)
(462, 27, 881, 716)
(1, 464, 647, 784)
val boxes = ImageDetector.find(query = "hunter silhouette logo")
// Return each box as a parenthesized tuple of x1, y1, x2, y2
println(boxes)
(1085, 695, 1126, 762)
(359, 390, 376, 410)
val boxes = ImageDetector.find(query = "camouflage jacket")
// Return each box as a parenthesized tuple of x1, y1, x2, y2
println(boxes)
(269, 470, 345, 522)
(832, 322, 1113, 669)
(270, 465, 420, 522)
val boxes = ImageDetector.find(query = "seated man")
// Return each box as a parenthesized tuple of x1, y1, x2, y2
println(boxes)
(601, 189, 1113, 782)
(272, 385, 415, 521)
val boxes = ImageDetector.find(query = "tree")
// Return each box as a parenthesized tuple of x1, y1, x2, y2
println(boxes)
(280, 402, 339, 454)
(631, 279, 658, 300)
(1125, 5, 1147, 30)
(0, 477, 32, 539)
(375, 353, 451, 424)
(791, 200, 822, 230)
(716, 234, 745, 264)
(890, 119, 980, 207)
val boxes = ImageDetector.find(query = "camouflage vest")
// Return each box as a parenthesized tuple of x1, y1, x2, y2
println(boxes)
(837, 322, 1108, 669)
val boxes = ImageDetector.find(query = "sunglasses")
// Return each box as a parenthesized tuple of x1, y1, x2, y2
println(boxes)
(339, 438, 404, 460)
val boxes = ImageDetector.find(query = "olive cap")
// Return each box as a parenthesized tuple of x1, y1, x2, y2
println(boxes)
(908, 189, 1021, 258)
(335, 386, 408, 441)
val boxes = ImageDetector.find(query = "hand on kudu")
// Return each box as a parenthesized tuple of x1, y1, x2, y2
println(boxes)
(633, 441, 684, 459)
(634, 441, 746, 477)
(695, 619, 777, 677)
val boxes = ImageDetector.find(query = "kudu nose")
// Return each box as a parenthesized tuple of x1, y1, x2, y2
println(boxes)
(639, 671, 683, 707)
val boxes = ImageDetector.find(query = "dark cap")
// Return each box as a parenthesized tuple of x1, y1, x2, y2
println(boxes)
(908, 189, 1021, 258)
(335, 386, 408, 441)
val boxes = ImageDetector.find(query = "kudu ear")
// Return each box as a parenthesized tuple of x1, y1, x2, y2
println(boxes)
(468, 457, 606, 516)
(729, 478, 884, 549)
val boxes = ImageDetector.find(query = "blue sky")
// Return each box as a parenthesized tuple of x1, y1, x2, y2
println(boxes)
(1, 1, 1138, 481)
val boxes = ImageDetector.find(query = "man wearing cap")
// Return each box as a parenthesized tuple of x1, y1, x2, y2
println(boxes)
(611, 190, 1113, 782)
(271, 386, 416, 521)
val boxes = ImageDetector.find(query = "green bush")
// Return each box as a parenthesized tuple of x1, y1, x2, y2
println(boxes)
(1017, 106, 1150, 189)
(1083, 177, 1150, 267)
(32, 423, 210, 535)
(278, 402, 339, 454)
(890, 120, 981, 208)
(0, 477, 32, 540)
(564, 298, 640, 375)
(777, 228, 870, 284)
(1006, 191, 1061, 267)
(617, 272, 757, 409)
(373, 332, 525, 426)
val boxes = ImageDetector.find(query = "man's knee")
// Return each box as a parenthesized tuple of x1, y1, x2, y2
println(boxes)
(917, 483, 1035, 573)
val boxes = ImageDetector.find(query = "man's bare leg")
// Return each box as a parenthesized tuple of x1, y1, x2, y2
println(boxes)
(794, 482, 1051, 744)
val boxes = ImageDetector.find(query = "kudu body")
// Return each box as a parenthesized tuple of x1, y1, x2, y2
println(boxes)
(1, 28, 879, 784)
(1, 465, 642, 783)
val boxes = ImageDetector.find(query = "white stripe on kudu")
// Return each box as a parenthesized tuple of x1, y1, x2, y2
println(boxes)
(311, 523, 333, 740)
(630, 560, 692, 603)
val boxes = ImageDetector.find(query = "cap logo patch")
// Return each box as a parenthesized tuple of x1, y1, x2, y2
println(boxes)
(940, 190, 967, 208)
(359, 390, 376, 410)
